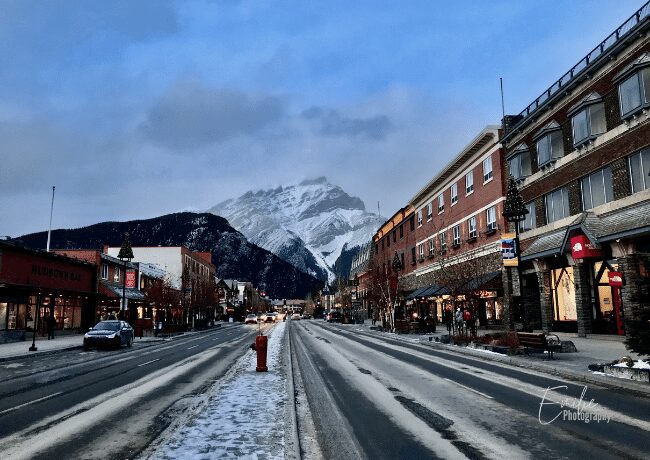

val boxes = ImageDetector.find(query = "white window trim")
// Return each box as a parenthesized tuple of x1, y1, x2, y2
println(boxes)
(482, 156, 493, 184)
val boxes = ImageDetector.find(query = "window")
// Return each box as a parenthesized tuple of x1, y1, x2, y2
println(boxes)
(399, 225, 404, 239)
(535, 127, 564, 167)
(392, 230, 396, 243)
(387, 235, 390, 247)
(439, 232, 447, 252)
(428, 239, 434, 257)
(101, 264, 108, 280)
(450, 183, 458, 204)
(509, 147, 532, 180)
(427, 203, 433, 220)
(629, 147, 650, 193)
(452, 225, 461, 246)
(519, 202, 536, 232)
(483, 156, 493, 183)
(418, 243, 424, 260)
(571, 102, 606, 146)
(581, 167, 613, 210)
(381, 239, 385, 250)
(114, 267, 121, 283)
(486, 207, 497, 231)
(545, 187, 570, 223)
(437, 194, 444, 213)
(465, 171, 474, 194)
(618, 66, 650, 117)
(410, 216, 415, 231)
(417, 209, 423, 226)
(411, 247, 416, 265)
(400, 252, 405, 268)
(468, 216, 477, 239)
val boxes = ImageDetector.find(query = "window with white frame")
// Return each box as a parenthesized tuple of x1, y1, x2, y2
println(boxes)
(465, 171, 474, 194)
(629, 147, 650, 193)
(427, 202, 433, 220)
(519, 202, 536, 232)
(428, 239, 434, 256)
(483, 156, 493, 183)
(486, 206, 497, 231)
(439, 231, 447, 252)
(535, 123, 564, 167)
(509, 145, 532, 180)
(114, 266, 121, 283)
(570, 96, 606, 146)
(417, 209, 422, 226)
(418, 243, 424, 260)
(450, 183, 458, 204)
(581, 166, 613, 210)
(617, 64, 650, 118)
(545, 187, 570, 223)
(468, 216, 477, 239)
(452, 225, 461, 246)
(437, 194, 444, 213)
(101, 264, 108, 280)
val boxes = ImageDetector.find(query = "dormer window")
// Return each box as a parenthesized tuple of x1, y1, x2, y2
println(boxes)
(508, 143, 532, 180)
(534, 121, 564, 167)
(614, 53, 650, 119)
(568, 92, 606, 147)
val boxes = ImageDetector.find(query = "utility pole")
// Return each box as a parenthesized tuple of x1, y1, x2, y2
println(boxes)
(46, 186, 55, 252)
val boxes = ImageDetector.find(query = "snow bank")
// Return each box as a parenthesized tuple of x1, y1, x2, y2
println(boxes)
(613, 360, 650, 369)
(148, 323, 287, 459)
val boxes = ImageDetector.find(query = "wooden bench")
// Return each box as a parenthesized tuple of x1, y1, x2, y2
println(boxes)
(516, 332, 561, 359)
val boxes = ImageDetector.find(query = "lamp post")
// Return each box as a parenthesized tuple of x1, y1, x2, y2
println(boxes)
(503, 177, 529, 331)
(117, 232, 134, 323)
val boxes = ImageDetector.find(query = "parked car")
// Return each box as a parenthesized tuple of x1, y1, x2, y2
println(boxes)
(244, 314, 259, 324)
(291, 313, 301, 320)
(327, 311, 341, 323)
(84, 320, 133, 350)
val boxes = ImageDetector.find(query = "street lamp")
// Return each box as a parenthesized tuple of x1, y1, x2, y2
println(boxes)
(118, 232, 134, 322)
(503, 176, 529, 331)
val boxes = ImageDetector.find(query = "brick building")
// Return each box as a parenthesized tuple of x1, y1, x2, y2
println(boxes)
(501, 3, 650, 337)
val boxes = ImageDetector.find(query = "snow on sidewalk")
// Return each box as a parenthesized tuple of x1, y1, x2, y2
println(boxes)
(143, 322, 288, 459)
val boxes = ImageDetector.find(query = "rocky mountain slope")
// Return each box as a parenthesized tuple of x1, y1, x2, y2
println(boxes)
(208, 177, 383, 282)
(17, 212, 322, 299)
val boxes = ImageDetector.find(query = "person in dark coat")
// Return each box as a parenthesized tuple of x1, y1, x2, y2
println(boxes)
(46, 314, 56, 340)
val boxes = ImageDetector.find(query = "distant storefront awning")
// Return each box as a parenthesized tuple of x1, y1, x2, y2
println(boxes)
(462, 271, 502, 292)
(100, 281, 145, 301)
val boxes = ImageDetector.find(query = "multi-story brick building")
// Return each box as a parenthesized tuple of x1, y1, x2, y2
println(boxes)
(403, 126, 508, 325)
(501, 3, 650, 337)
(349, 241, 374, 321)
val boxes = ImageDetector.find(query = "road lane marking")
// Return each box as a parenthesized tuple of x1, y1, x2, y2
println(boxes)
(137, 358, 161, 367)
(443, 378, 493, 399)
(187, 345, 199, 350)
(0, 391, 63, 415)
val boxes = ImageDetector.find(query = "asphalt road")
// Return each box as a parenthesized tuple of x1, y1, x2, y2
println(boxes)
(0, 323, 266, 459)
(290, 320, 650, 460)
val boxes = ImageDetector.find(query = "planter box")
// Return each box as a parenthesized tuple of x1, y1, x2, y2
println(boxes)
(603, 365, 650, 383)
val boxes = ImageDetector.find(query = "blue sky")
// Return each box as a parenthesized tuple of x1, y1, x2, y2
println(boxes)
(0, 0, 644, 236)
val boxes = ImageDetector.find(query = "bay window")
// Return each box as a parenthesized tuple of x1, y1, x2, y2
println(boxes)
(519, 202, 536, 232)
(545, 187, 570, 223)
(581, 166, 613, 210)
(535, 121, 564, 167)
(569, 93, 606, 146)
(509, 144, 532, 180)
(615, 55, 650, 118)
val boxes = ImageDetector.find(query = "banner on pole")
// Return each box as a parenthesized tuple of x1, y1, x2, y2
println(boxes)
(501, 233, 518, 267)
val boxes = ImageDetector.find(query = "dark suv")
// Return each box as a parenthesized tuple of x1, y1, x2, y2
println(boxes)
(326, 311, 341, 323)
(84, 320, 134, 350)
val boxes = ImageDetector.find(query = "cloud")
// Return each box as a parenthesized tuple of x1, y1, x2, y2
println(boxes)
(301, 106, 392, 140)
(139, 81, 288, 150)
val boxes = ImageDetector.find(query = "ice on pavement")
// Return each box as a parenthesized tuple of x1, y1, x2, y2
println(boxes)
(146, 323, 287, 459)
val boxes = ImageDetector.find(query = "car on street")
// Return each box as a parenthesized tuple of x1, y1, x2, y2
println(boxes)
(84, 320, 134, 350)
(264, 312, 277, 323)
(291, 313, 301, 320)
(326, 311, 341, 323)
(244, 314, 259, 324)
(301, 313, 312, 319)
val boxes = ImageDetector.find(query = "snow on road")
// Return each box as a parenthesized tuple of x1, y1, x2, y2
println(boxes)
(143, 322, 288, 459)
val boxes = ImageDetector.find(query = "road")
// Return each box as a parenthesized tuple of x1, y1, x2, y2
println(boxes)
(290, 320, 650, 460)
(0, 323, 265, 460)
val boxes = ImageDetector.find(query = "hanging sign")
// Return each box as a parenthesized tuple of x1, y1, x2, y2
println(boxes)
(501, 232, 518, 267)
(570, 235, 604, 259)
(608, 271, 624, 287)
(125, 270, 136, 288)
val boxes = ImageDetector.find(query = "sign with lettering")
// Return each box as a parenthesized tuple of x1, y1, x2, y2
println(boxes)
(125, 270, 136, 288)
(570, 235, 604, 259)
(501, 233, 518, 267)
(608, 271, 624, 287)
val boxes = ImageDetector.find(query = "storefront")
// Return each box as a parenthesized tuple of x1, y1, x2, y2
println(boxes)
(0, 241, 96, 343)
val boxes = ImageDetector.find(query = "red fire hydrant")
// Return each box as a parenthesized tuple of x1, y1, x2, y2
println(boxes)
(252, 335, 268, 372)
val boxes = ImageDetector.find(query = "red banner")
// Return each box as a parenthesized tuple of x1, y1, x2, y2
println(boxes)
(608, 271, 624, 287)
(570, 235, 604, 259)
(126, 270, 136, 288)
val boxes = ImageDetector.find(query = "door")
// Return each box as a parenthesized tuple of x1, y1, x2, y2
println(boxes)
(612, 287, 625, 336)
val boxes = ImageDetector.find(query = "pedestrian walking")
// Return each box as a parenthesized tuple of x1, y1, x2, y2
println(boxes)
(454, 307, 463, 335)
(46, 314, 56, 340)
(444, 307, 453, 334)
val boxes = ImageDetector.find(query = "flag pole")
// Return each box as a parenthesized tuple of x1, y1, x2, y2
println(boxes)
(46, 186, 56, 252)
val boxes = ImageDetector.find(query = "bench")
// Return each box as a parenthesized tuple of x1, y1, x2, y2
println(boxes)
(516, 332, 561, 359)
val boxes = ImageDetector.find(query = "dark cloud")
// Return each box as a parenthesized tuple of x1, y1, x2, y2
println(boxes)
(301, 106, 392, 140)
(140, 81, 288, 150)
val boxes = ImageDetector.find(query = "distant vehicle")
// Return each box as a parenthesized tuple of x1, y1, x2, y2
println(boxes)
(84, 320, 133, 350)
(259, 313, 269, 322)
(265, 313, 276, 323)
(291, 313, 301, 320)
(301, 313, 312, 319)
(245, 314, 259, 324)
(327, 311, 341, 323)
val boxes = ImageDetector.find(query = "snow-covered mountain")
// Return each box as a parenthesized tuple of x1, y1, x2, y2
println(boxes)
(208, 177, 384, 282)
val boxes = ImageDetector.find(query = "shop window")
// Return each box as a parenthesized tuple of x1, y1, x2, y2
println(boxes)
(0, 302, 6, 330)
(465, 171, 474, 195)
(519, 202, 536, 232)
(581, 166, 613, 210)
(544, 187, 570, 223)
(551, 267, 577, 321)
(486, 206, 497, 231)
(570, 98, 606, 147)
(536, 128, 564, 167)
(450, 183, 458, 205)
(629, 147, 650, 193)
(618, 65, 650, 118)
(438, 194, 444, 213)
(417, 209, 423, 226)
(468, 216, 477, 239)
(483, 155, 493, 183)
(452, 225, 461, 247)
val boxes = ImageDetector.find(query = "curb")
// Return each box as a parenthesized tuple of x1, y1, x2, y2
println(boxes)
(285, 321, 302, 460)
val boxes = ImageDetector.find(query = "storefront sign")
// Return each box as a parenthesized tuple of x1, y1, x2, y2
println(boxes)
(501, 233, 518, 267)
(570, 235, 604, 259)
(608, 271, 624, 287)
(125, 270, 136, 288)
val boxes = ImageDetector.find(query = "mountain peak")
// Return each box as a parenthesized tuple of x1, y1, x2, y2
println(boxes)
(299, 176, 328, 186)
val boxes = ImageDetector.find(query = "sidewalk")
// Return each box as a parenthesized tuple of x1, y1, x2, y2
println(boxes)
(341, 321, 649, 394)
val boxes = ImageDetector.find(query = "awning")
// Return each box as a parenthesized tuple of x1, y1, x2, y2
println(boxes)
(405, 286, 430, 300)
(462, 271, 502, 292)
(100, 281, 145, 301)
(406, 284, 447, 299)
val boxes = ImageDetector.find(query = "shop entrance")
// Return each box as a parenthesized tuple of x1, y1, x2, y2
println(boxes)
(593, 261, 624, 335)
